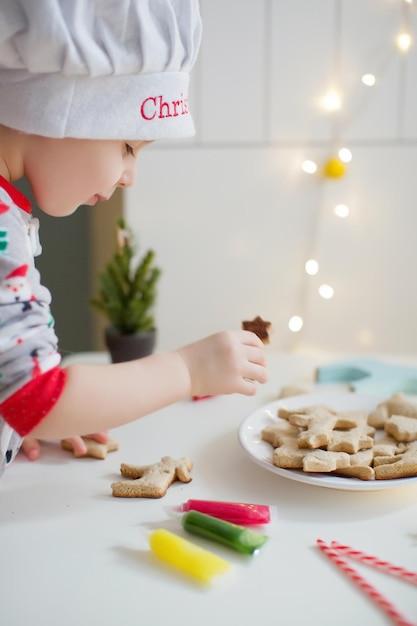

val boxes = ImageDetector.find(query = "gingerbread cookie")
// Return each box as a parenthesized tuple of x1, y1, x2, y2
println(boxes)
(302, 449, 350, 473)
(261, 421, 300, 448)
(368, 392, 417, 428)
(111, 455, 193, 498)
(287, 407, 358, 449)
(374, 441, 417, 479)
(335, 449, 375, 481)
(278, 403, 338, 421)
(373, 434, 406, 458)
(384, 414, 417, 443)
(262, 394, 417, 481)
(277, 384, 314, 399)
(327, 420, 375, 455)
(271, 436, 350, 472)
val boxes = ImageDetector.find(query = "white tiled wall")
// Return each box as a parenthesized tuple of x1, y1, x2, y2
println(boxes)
(126, 0, 417, 355)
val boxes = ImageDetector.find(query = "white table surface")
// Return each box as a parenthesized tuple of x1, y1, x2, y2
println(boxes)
(2, 351, 417, 626)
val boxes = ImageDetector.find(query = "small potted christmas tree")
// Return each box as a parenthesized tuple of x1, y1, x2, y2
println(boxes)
(91, 217, 161, 362)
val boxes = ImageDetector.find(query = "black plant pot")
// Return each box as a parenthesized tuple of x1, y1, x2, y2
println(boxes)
(104, 326, 157, 363)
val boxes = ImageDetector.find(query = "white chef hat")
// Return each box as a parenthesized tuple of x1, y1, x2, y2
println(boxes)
(0, 0, 202, 140)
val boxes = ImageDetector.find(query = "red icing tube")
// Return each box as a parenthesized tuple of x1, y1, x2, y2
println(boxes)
(177, 499, 271, 525)
(192, 395, 214, 401)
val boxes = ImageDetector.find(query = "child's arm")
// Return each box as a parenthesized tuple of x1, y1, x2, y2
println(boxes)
(29, 330, 267, 440)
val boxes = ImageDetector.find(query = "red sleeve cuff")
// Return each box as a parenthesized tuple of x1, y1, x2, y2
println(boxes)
(0, 366, 67, 437)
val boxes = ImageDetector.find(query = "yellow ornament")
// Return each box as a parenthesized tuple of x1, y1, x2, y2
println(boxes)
(323, 157, 346, 179)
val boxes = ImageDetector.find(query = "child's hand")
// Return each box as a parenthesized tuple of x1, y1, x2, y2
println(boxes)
(20, 432, 110, 461)
(177, 330, 268, 398)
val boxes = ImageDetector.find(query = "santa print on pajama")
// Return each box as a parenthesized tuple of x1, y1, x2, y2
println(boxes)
(0, 175, 66, 475)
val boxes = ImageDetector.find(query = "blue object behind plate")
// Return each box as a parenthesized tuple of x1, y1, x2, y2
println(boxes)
(316, 358, 417, 395)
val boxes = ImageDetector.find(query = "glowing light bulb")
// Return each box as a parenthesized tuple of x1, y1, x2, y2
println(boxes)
(338, 148, 352, 163)
(397, 32, 412, 51)
(305, 259, 319, 275)
(334, 204, 349, 218)
(288, 316, 303, 332)
(302, 160, 317, 174)
(361, 74, 376, 86)
(323, 157, 346, 179)
(321, 90, 342, 111)
(319, 284, 334, 299)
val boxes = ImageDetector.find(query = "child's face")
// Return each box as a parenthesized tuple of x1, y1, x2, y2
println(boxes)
(24, 137, 149, 216)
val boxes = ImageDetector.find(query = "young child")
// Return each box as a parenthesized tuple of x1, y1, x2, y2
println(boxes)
(0, 0, 268, 476)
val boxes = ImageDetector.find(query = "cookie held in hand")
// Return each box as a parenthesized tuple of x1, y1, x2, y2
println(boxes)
(242, 316, 272, 344)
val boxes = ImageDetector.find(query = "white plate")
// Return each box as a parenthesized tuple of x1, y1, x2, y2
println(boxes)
(238, 392, 417, 491)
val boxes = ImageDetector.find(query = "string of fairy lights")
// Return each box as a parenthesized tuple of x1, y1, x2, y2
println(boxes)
(287, 0, 415, 337)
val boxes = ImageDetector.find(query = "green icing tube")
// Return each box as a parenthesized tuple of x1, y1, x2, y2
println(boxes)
(181, 510, 268, 555)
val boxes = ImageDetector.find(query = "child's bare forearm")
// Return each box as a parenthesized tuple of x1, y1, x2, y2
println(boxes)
(29, 351, 191, 440)
(29, 330, 267, 440)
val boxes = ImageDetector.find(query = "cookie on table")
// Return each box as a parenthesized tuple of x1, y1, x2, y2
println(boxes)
(277, 384, 314, 399)
(111, 455, 193, 498)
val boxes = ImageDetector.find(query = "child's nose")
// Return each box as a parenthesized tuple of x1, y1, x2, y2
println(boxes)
(118, 164, 137, 188)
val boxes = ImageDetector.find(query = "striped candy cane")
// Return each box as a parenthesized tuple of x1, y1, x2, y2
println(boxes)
(316, 539, 416, 626)
(330, 541, 417, 586)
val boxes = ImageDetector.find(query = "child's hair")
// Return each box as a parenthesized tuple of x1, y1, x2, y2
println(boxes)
(0, 0, 202, 141)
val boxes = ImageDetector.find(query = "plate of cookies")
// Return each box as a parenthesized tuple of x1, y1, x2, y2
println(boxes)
(238, 392, 417, 491)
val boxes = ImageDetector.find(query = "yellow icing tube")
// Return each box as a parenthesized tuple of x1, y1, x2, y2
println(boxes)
(149, 528, 230, 584)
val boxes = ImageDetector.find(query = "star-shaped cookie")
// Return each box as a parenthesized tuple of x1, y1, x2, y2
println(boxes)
(242, 316, 272, 344)
(61, 437, 119, 459)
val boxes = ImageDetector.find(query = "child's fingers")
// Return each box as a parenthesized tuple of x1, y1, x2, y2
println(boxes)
(241, 330, 265, 348)
(63, 436, 87, 455)
(21, 437, 41, 461)
(247, 362, 268, 384)
(244, 345, 267, 367)
(86, 431, 110, 444)
(242, 361, 268, 386)
(239, 378, 259, 396)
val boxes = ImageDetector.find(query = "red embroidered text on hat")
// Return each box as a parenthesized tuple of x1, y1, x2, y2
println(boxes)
(0, 0, 202, 141)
